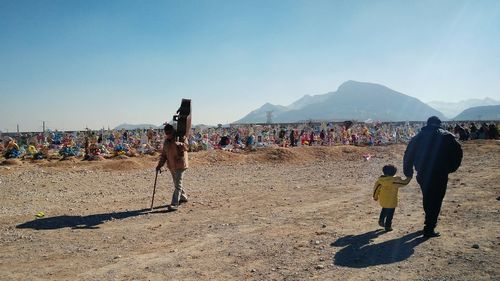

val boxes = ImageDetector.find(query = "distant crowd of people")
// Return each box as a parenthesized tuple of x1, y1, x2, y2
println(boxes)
(452, 122, 499, 141)
(0, 121, 498, 160)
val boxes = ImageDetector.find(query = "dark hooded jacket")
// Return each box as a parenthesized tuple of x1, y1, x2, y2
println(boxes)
(403, 125, 463, 178)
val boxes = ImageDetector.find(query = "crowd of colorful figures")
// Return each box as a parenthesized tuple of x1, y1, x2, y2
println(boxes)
(1, 121, 498, 161)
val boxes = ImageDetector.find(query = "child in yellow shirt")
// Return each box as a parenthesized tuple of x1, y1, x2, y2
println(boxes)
(373, 164, 411, 231)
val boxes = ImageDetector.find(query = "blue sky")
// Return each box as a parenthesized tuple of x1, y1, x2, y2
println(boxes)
(1, 0, 499, 131)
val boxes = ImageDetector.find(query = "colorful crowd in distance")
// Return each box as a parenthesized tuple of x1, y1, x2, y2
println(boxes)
(1, 121, 498, 161)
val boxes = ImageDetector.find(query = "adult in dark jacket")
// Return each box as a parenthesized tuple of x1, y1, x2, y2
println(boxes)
(454, 124, 468, 141)
(403, 116, 463, 238)
(488, 123, 499, 139)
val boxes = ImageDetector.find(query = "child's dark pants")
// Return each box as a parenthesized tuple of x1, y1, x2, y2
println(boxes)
(379, 208, 395, 228)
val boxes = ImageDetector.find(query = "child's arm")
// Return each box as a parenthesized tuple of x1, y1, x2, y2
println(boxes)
(393, 176, 412, 187)
(373, 181, 381, 201)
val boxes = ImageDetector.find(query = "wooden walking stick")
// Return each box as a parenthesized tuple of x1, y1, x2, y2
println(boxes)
(150, 170, 159, 211)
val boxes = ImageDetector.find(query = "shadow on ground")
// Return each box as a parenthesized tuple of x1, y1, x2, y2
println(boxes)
(331, 229, 428, 268)
(16, 205, 171, 230)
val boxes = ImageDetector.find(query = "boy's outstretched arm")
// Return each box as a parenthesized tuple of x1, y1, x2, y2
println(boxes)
(393, 176, 412, 187)
(373, 182, 381, 200)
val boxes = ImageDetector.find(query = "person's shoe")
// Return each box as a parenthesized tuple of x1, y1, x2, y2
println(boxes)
(378, 220, 384, 227)
(385, 227, 393, 232)
(423, 230, 440, 238)
(167, 204, 178, 211)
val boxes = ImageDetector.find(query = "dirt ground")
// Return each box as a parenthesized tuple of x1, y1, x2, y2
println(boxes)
(0, 141, 499, 281)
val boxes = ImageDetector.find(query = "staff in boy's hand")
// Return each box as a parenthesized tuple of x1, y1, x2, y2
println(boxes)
(150, 169, 160, 211)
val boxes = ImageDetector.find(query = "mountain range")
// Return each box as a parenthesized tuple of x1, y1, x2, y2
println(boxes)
(113, 83, 499, 128)
(236, 81, 445, 123)
(453, 105, 500, 121)
(428, 98, 500, 119)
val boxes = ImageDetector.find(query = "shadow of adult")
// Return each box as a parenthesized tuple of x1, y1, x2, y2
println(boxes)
(16, 205, 169, 230)
(331, 230, 427, 268)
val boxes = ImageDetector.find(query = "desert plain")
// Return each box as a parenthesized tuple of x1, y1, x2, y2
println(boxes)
(0, 141, 499, 281)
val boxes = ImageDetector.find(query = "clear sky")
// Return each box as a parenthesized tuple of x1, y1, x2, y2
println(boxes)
(1, 0, 499, 132)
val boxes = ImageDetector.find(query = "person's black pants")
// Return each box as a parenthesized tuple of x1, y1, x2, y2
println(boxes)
(417, 173, 448, 232)
(379, 208, 395, 228)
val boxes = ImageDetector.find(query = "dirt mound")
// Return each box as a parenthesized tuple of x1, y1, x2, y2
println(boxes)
(9, 142, 486, 171)
(59, 156, 79, 162)
(190, 150, 247, 166)
(367, 144, 407, 161)
(100, 159, 144, 171)
(0, 159, 22, 166)
(251, 146, 376, 163)
(113, 155, 129, 160)
(190, 146, 381, 166)
(0, 145, 410, 171)
(38, 158, 82, 169)
(89, 155, 106, 161)
(464, 139, 500, 154)
(253, 147, 301, 163)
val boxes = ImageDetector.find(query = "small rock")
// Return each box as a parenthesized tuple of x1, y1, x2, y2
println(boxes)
(315, 264, 325, 270)
(250, 268, 256, 273)
(472, 244, 480, 249)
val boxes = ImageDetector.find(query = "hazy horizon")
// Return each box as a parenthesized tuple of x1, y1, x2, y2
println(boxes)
(1, 0, 500, 132)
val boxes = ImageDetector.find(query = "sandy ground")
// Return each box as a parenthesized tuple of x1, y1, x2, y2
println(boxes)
(0, 141, 499, 281)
